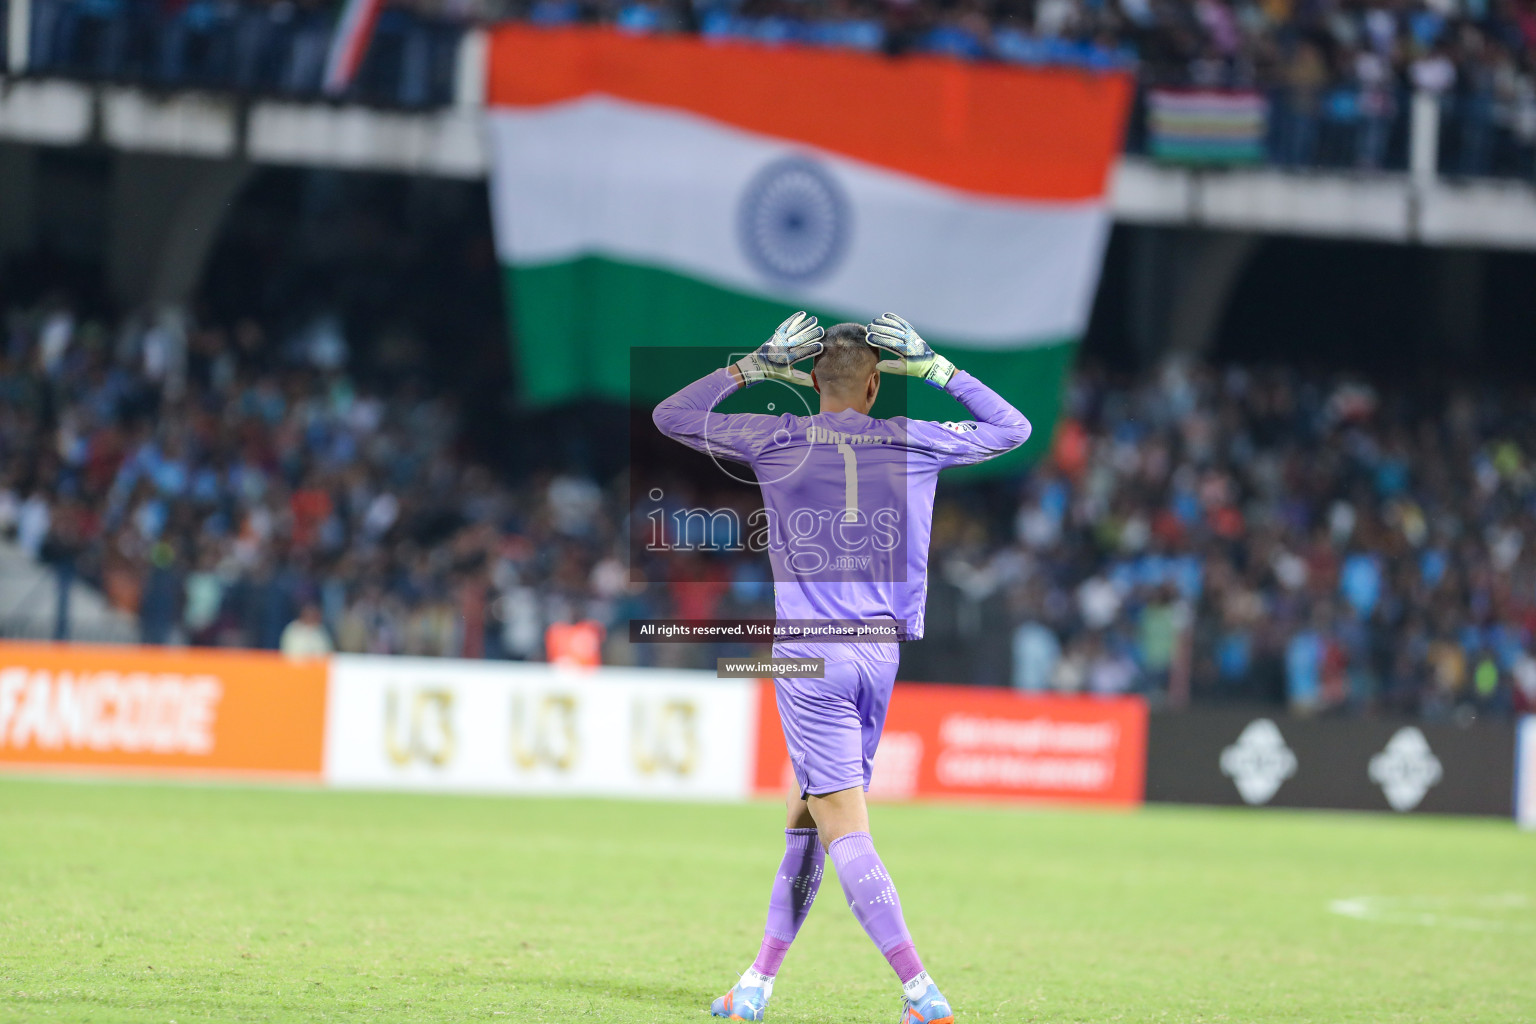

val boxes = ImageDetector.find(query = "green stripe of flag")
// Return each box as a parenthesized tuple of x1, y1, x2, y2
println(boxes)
(505, 257, 1074, 472)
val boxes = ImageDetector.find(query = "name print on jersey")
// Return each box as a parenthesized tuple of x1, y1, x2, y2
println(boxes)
(805, 425, 894, 446)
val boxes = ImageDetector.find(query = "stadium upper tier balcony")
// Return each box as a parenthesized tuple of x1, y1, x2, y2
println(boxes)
(3, 8, 1536, 249)
(4, 0, 467, 108)
(5, 2, 1536, 181)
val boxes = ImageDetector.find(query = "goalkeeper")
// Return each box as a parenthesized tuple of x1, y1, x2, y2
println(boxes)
(653, 312, 1031, 1024)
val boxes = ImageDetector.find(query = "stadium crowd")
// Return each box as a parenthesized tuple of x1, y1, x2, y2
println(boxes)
(13, 0, 1536, 175)
(961, 360, 1536, 720)
(3, 296, 1535, 722)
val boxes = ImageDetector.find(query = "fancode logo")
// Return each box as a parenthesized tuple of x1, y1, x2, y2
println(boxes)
(0, 666, 221, 755)
(1368, 727, 1443, 811)
(1220, 719, 1297, 805)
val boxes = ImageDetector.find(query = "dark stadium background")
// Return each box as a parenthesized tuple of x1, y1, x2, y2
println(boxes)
(5, 153, 1536, 710)
(4, 0, 1536, 721)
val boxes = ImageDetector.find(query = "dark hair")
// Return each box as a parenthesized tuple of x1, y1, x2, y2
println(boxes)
(813, 323, 877, 396)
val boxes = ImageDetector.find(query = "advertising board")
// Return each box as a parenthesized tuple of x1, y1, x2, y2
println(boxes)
(324, 655, 757, 799)
(1518, 717, 1535, 829)
(754, 682, 1147, 805)
(6, 638, 1522, 822)
(1146, 709, 1517, 816)
(0, 642, 327, 778)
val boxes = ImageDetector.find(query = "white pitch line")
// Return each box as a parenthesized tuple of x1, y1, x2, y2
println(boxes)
(1328, 894, 1534, 932)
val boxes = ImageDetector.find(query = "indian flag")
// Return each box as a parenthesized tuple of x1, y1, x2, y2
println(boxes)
(486, 27, 1131, 455)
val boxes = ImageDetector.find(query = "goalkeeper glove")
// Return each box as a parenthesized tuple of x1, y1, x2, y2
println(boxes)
(733, 311, 825, 388)
(866, 312, 956, 389)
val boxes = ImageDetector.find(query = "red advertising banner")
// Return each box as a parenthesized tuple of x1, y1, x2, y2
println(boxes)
(755, 682, 1147, 806)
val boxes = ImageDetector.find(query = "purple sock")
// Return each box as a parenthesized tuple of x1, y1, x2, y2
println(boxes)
(751, 828, 824, 977)
(828, 831, 926, 984)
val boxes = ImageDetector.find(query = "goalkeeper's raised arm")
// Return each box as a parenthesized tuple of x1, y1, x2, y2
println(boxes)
(650, 312, 824, 463)
(866, 312, 1032, 467)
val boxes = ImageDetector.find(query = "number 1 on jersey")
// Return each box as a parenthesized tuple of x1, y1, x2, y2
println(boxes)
(835, 442, 858, 522)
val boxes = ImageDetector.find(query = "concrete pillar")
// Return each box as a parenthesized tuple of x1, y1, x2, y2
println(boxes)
(1166, 231, 1260, 356)
(1410, 90, 1440, 187)
(0, 144, 38, 258)
(107, 153, 253, 308)
(1430, 249, 1483, 359)
(1126, 227, 1259, 363)
(6, 0, 29, 74)
(1127, 226, 1172, 365)
(455, 28, 488, 109)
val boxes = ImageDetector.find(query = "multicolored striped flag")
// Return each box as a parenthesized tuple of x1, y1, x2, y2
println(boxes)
(1148, 88, 1268, 164)
(322, 0, 385, 96)
(485, 27, 1131, 457)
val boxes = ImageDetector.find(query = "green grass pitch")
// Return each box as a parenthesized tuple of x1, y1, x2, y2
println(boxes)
(1, 776, 1531, 1023)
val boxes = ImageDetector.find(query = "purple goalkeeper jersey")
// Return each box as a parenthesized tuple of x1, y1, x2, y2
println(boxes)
(653, 368, 1031, 640)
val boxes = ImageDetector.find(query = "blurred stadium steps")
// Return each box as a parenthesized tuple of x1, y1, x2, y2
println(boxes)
(0, 541, 137, 644)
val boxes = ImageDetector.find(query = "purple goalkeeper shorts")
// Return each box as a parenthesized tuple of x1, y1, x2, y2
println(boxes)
(772, 640, 901, 798)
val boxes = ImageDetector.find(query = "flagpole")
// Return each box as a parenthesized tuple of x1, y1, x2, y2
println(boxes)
(322, 0, 384, 97)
